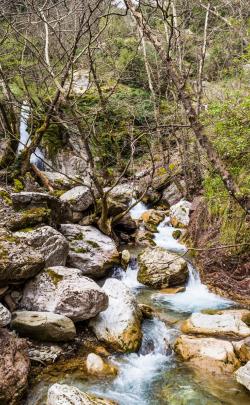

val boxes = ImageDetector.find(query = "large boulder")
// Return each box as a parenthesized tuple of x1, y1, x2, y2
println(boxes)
(90, 278, 142, 353)
(182, 311, 250, 338)
(60, 224, 119, 278)
(104, 183, 133, 206)
(11, 311, 76, 342)
(235, 361, 250, 391)
(20, 266, 108, 322)
(0, 228, 45, 283)
(41, 171, 76, 190)
(47, 384, 116, 405)
(169, 200, 191, 228)
(0, 303, 11, 327)
(60, 186, 93, 212)
(233, 337, 250, 363)
(0, 329, 30, 405)
(174, 335, 239, 373)
(137, 246, 188, 288)
(14, 226, 69, 267)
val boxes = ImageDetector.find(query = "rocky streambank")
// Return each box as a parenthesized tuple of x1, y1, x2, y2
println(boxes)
(0, 180, 249, 405)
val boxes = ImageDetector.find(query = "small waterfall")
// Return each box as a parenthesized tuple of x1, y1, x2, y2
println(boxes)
(120, 260, 144, 290)
(130, 199, 148, 220)
(18, 102, 45, 169)
(154, 216, 186, 254)
(90, 318, 173, 405)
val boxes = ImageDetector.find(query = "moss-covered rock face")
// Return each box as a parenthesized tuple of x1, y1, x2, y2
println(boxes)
(60, 224, 120, 279)
(0, 228, 45, 283)
(137, 246, 188, 289)
(90, 278, 142, 353)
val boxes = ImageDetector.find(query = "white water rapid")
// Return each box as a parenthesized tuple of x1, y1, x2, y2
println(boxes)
(18, 102, 45, 169)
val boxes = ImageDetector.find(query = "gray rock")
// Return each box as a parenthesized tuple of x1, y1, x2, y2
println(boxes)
(14, 226, 69, 267)
(28, 342, 63, 364)
(104, 183, 133, 205)
(41, 171, 76, 190)
(20, 266, 108, 321)
(235, 361, 250, 391)
(0, 303, 11, 327)
(161, 182, 184, 206)
(60, 224, 119, 278)
(47, 383, 116, 405)
(0, 228, 45, 283)
(90, 278, 142, 353)
(169, 200, 191, 228)
(60, 186, 93, 212)
(11, 311, 76, 342)
(11, 191, 59, 210)
(137, 246, 188, 288)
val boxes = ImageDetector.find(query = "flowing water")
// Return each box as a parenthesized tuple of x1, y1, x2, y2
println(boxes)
(27, 203, 250, 405)
(18, 102, 45, 169)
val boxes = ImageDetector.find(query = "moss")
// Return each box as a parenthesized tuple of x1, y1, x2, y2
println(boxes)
(16, 207, 51, 230)
(74, 233, 84, 240)
(0, 190, 12, 206)
(13, 178, 24, 192)
(86, 240, 100, 249)
(18, 227, 35, 233)
(46, 269, 63, 286)
(172, 230, 182, 240)
(73, 247, 89, 254)
(50, 190, 65, 198)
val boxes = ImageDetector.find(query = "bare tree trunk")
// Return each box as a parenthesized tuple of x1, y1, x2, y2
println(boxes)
(197, 2, 210, 114)
(124, 0, 249, 213)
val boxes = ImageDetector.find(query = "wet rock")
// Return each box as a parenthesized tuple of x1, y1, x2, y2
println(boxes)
(233, 337, 250, 363)
(60, 186, 93, 212)
(11, 311, 76, 342)
(160, 286, 186, 294)
(174, 335, 239, 373)
(60, 224, 119, 278)
(28, 342, 63, 364)
(0, 302, 11, 326)
(140, 209, 165, 232)
(121, 249, 130, 267)
(137, 246, 188, 289)
(90, 278, 142, 353)
(172, 229, 182, 240)
(235, 361, 250, 391)
(86, 353, 118, 376)
(114, 213, 137, 234)
(20, 266, 108, 321)
(169, 200, 191, 228)
(0, 228, 45, 283)
(14, 226, 69, 267)
(139, 303, 154, 319)
(134, 228, 156, 247)
(0, 329, 30, 405)
(161, 182, 184, 206)
(182, 311, 250, 338)
(47, 383, 117, 405)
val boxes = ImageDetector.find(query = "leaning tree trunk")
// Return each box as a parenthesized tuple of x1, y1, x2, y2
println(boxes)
(124, 0, 249, 214)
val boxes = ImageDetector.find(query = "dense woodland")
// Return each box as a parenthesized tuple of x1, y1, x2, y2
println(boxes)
(0, 1, 250, 405)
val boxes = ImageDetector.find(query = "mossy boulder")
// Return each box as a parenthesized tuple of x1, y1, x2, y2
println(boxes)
(0, 228, 45, 283)
(60, 224, 120, 278)
(137, 246, 188, 289)
(140, 209, 165, 232)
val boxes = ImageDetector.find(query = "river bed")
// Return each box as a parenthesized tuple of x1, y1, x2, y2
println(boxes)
(26, 203, 250, 405)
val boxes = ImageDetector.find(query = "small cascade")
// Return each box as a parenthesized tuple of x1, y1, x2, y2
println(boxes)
(153, 262, 233, 313)
(120, 260, 144, 290)
(18, 102, 45, 169)
(154, 217, 186, 254)
(130, 199, 148, 220)
(90, 319, 173, 405)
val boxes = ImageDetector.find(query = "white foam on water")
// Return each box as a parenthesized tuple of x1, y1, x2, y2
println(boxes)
(154, 216, 187, 253)
(18, 102, 45, 169)
(130, 199, 148, 220)
(153, 263, 233, 313)
(120, 262, 144, 290)
(91, 319, 172, 405)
